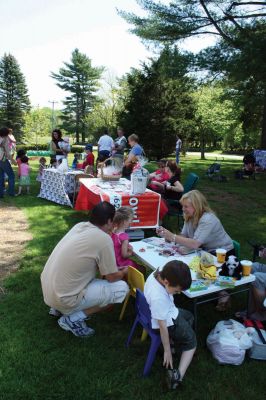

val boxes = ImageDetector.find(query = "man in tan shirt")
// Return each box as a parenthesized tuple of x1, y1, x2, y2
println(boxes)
(41, 202, 129, 337)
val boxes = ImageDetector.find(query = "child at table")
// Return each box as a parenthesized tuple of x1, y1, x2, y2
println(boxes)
(144, 260, 196, 389)
(16, 155, 31, 195)
(82, 144, 94, 175)
(36, 157, 46, 182)
(111, 207, 143, 272)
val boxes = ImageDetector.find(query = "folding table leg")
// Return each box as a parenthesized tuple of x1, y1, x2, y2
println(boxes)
(192, 298, 198, 332)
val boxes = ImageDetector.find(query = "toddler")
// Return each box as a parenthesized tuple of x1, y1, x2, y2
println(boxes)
(16, 149, 26, 178)
(16, 155, 31, 195)
(72, 152, 80, 169)
(111, 207, 141, 271)
(36, 157, 46, 182)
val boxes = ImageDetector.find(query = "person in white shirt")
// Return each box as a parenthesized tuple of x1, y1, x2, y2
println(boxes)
(97, 129, 114, 162)
(144, 260, 196, 386)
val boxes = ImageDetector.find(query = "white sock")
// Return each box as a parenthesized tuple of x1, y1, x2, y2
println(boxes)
(68, 310, 87, 322)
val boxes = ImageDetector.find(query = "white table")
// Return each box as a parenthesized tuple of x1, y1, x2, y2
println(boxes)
(131, 238, 255, 330)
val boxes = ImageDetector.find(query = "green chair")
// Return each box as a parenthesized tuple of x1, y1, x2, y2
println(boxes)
(165, 172, 199, 228)
(232, 240, 240, 259)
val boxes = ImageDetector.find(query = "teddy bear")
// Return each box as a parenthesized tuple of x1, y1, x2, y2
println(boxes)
(219, 255, 242, 280)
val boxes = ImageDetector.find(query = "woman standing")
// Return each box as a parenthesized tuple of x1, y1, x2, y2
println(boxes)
(49, 129, 64, 162)
(158, 189, 234, 255)
(0, 127, 16, 198)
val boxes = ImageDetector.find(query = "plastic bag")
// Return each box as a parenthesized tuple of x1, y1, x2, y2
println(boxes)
(206, 319, 253, 365)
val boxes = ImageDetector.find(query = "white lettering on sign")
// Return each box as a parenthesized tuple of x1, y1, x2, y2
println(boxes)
(129, 197, 140, 223)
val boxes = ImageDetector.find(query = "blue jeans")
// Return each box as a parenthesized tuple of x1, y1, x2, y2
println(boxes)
(0, 159, 15, 197)
(176, 150, 180, 165)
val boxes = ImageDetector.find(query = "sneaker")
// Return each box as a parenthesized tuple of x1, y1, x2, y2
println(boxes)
(58, 315, 95, 338)
(49, 307, 62, 317)
(165, 369, 182, 390)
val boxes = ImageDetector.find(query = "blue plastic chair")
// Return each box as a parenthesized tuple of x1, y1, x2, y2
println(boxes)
(126, 289, 162, 376)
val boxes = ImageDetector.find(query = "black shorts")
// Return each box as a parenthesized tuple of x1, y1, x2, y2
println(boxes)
(168, 308, 197, 351)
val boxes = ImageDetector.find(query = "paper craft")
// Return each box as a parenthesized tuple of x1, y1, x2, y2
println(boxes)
(142, 237, 195, 255)
(215, 276, 236, 288)
(189, 280, 208, 292)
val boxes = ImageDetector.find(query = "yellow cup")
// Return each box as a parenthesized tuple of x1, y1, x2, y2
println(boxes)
(216, 248, 227, 263)
(241, 260, 252, 276)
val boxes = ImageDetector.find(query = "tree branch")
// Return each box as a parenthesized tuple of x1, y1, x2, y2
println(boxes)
(199, 0, 235, 44)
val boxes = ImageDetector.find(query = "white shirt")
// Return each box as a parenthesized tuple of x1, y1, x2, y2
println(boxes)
(144, 271, 179, 329)
(98, 135, 114, 152)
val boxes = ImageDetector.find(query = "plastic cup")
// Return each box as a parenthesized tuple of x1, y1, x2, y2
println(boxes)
(216, 248, 227, 263)
(241, 260, 252, 276)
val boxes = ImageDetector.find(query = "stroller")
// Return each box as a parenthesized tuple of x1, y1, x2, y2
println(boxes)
(206, 163, 227, 182)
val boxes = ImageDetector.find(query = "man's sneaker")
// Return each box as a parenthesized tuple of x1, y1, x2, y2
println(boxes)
(165, 369, 182, 390)
(58, 315, 95, 338)
(49, 307, 62, 317)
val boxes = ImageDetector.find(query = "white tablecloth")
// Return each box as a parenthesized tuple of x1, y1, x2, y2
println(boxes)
(38, 169, 84, 207)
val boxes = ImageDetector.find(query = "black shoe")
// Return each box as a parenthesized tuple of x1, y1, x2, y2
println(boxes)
(165, 369, 182, 390)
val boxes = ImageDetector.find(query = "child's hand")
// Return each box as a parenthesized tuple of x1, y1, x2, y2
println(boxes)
(163, 350, 173, 369)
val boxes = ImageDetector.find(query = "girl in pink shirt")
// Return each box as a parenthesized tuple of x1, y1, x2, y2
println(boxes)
(111, 207, 142, 272)
(16, 155, 31, 195)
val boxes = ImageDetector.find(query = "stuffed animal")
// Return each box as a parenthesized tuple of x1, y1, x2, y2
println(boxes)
(198, 251, 217, 280)
(219, 255, 242, 280)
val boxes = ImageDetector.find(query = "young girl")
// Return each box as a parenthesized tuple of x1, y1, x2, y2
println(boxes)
(16, 155, 31, 195)
(36, 157, 46, 182)
(111, 207, 142, 272)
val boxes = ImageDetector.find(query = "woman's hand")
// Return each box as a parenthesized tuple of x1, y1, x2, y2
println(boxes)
(156, 227, 173, 242)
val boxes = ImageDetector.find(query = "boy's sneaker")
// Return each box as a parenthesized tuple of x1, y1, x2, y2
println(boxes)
(165, 369, 182, 390)
(58, 315, 95, 338)
(49, 307, 62, 317)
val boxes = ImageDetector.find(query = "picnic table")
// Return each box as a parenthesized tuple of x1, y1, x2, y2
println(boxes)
(131, 237, 255, 331)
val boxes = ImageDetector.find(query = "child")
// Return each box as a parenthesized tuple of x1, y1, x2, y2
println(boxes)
(144, 260, 196, 388)
(72, 152, 80, 169)
(148, 159, 170, 193)
(82, 144, 94, 174)
(36, 157, 46, 182)
(16, 155, 31, 195)
(111, 207, 142, 272)
(16, 149, 26, 179)
(58, 136, 71, 156)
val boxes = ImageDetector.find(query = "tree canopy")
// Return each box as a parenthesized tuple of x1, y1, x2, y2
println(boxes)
(119, 1, 266, 148)
(0, 53, 30, 138)
(51, 48, 103, 143)
(117, 47, 197, 159)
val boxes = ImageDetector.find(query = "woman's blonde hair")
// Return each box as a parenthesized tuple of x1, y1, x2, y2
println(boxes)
(113, 206, 134, 226)
(180, 190, 213, 227)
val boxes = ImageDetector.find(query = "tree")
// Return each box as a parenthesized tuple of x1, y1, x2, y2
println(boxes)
(0, 53, 30, 138)
(22, 107, 59, 146)
(119, 0, 266, 148)
(51, 49, 103, 143)
(117, 48, 197, 159)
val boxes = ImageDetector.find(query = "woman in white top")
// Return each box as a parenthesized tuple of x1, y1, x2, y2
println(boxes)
(158, 190, 234, 255)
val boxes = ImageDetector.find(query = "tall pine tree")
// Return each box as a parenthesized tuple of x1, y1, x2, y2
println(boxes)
(0, 53, 30, 138)
(51, 49, 103, 143)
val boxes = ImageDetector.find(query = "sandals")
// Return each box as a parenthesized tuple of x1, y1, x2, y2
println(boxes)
(216, 298, 231, 312)
(235, 310, 248, 320)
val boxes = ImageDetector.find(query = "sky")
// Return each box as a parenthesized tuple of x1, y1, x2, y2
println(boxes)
(0, 0, 215, 109)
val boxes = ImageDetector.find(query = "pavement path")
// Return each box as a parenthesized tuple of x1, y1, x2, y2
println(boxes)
(186, 152, 243, 160)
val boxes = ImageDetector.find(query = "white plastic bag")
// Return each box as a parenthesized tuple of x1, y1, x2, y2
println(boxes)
(206, 319, 253, 365)
(57, 158, 68, 173)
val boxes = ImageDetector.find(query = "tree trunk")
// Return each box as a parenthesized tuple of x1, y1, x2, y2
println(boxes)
(260, 86, 266, 149)
(200, 130, 205, 160)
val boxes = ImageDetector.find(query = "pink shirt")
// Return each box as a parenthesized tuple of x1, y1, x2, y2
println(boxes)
(20, 163, 30, 176)
(111, 232, 137, 269)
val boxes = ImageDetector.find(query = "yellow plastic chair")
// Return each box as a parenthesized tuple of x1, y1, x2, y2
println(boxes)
(119, 266, 147, 341)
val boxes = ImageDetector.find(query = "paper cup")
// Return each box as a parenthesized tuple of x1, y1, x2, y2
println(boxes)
(216, 248, 227, 263)
(241, 260, 252, 276)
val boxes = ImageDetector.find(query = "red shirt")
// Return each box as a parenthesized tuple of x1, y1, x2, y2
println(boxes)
(82, 153, 94, 168)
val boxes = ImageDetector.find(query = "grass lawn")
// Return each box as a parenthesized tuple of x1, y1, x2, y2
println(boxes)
(0, 155, 266, 400)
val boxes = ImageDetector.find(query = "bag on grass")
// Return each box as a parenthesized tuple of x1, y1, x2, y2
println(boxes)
(243, 319, 266, 360)
(206, 319, 253, 365)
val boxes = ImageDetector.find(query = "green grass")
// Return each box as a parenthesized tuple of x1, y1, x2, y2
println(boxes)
(0, 155, 266, 400)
